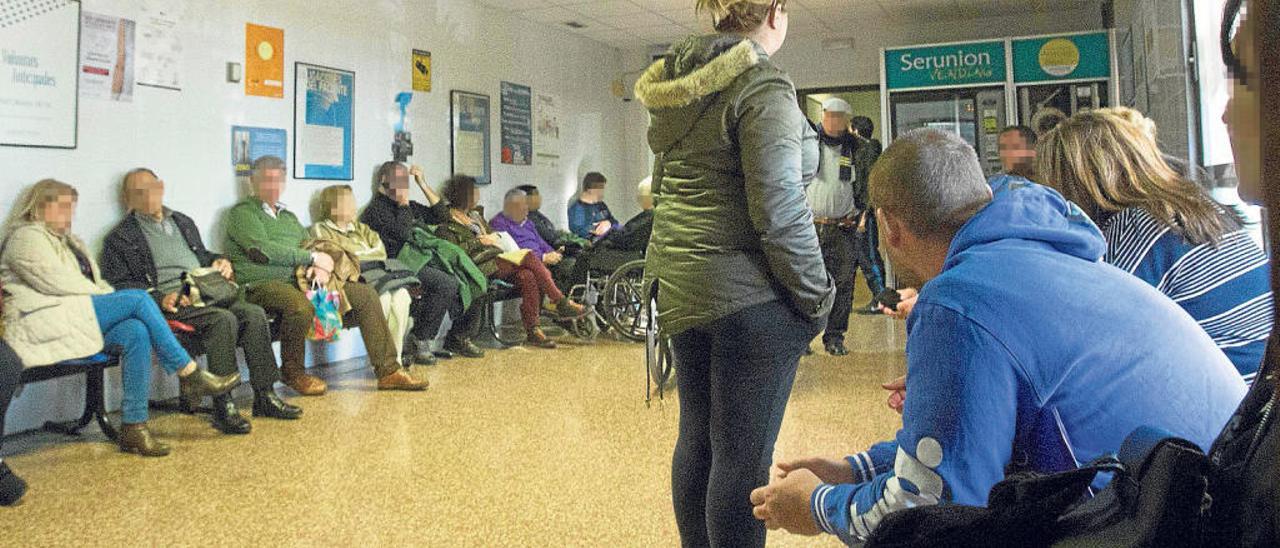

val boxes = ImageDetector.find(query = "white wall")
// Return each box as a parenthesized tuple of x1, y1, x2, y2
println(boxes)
(1, 0, 629, 435)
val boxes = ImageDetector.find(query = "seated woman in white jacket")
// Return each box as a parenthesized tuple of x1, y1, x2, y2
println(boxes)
(0, 179, 239, 457)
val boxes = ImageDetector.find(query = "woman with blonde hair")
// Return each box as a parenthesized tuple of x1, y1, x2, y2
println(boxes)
(310, 185, 429, 365)
(633, 0, 831, 545)
(1039, 111, 1271, 381)
(0, 180, 239, 457)
(1097, 106, 1212, 185)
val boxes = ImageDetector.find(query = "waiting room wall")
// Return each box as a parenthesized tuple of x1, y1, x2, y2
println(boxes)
(0, 0, 630, 435)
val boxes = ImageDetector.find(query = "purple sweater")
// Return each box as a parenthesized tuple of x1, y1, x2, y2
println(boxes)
(489, 212, 554, 256)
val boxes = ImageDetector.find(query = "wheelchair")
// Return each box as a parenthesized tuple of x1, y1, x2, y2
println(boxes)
(561, 257, 650, 342)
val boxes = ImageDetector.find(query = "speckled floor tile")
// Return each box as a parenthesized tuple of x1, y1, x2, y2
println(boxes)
(0, 310, 906, 547)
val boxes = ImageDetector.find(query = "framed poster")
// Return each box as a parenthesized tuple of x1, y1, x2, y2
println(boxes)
(294, 62, 354, 180)
(500, 81, 532, 165)
(0, 0, 81, 148)
(451, 90, 491, 185)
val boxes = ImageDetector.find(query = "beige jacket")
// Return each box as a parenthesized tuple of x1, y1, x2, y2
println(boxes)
(0, 223, 113, 367)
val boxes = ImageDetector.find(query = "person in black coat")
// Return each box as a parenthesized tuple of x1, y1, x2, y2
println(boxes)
(100, 168, 301, 434)
(359, 162, 484, 358)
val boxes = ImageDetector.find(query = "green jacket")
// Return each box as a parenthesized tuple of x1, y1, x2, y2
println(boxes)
(634, 35, 835, 335)
(399, 226, 488, 309)
(224, 197, 313, 286)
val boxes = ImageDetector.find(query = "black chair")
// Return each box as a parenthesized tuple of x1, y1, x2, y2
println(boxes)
(13, 353, 121, 441)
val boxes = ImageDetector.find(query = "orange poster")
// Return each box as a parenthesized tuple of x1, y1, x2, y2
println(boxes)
(245, 23, 283, 98)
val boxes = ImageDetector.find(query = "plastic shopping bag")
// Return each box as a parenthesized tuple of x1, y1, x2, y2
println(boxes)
(307, 282, 343, 342)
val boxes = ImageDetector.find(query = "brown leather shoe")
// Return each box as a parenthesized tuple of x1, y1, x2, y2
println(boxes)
(377, 369, 429, 391)
(119, 423, 171, 457)
(525, 328, 558, 349)
(282, 373, 327, 396)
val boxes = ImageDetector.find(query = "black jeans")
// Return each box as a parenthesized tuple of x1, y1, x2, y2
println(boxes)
(0, 341, 22, 452)
(411, 266, 477, 340)
(670, 299, 819, 548)
(172, 299, 280, 391)
(817, 224, 855, 344)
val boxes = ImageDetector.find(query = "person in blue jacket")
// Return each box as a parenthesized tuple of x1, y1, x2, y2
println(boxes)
(567, 172, 620, 241)
(749, 129, 1248, 545)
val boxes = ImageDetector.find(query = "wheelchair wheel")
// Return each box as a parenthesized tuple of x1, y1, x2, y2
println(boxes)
(602, 259, 650, 342)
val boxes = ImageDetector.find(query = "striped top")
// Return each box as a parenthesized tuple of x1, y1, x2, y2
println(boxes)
(1103, 207, 1271, 382)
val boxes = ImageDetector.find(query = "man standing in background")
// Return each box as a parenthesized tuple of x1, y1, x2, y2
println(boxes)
(808, 99, 864, 356)
(850, 115, 886, 315)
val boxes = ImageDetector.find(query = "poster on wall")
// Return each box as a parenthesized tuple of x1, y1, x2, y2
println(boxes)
(232, 126, 287, 176)
(451, 90, 491, 185)
(294, 63, 354, 180)
(245, 23, 283, 98)
(79, 10, 135, 102)
(534, 92, 561, 155)
(412, 49, 431, 92)
(0, 0, 80, 148)
(136, 0, 184, 90)
(500, 81, 532, 166)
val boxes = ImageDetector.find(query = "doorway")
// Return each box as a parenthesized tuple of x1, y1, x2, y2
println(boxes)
(798, 85, 883, 142)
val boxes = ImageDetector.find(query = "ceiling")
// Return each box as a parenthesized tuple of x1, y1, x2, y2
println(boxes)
(472, 0, 1100, 50)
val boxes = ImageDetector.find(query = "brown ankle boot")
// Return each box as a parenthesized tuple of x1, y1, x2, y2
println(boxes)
(555, 297, 587, 319)
(525, 328, 558, 349)
(281, 373, 327, 396)
(119, 423, 171, 457)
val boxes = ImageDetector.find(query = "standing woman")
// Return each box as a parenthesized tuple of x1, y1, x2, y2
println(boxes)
(633, 1, 833, 546)
(1039, 111, 1272, 381)
(0, 180, 238, 457)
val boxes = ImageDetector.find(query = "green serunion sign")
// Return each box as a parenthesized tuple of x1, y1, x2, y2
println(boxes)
(885, 41, 1007, 90)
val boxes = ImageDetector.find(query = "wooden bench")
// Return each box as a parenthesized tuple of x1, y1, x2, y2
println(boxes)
(10, 353, 121, 442)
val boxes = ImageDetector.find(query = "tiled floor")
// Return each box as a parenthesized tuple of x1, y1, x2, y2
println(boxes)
(0, 311, 906, 546)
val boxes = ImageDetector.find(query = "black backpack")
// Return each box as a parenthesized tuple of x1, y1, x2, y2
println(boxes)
(865, 355, 1278, 548)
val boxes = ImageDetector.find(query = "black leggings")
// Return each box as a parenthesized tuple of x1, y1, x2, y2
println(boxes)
(0, 341, 22, 451)
(669, 299, 819, 548)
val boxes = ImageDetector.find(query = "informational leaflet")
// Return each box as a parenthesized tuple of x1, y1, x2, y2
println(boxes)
(232, 126, 287, 176)
(79, 10, 135, 102)
(295, 63, 354, 180)
(136, 0, 184, 90)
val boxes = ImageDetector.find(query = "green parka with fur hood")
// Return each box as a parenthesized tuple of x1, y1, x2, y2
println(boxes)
(634, 35, 834, 336)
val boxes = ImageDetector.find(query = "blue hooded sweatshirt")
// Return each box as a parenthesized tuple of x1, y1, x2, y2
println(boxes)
(810, 183, 1247, 545)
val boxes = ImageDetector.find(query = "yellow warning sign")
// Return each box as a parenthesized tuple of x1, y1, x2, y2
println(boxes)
(412, 49, 432, 92)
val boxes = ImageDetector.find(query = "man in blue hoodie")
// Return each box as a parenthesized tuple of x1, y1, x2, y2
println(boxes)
(749, 129, 1247, 544)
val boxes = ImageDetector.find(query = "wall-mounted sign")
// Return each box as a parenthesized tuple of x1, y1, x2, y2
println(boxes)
(0, 0, 80, 148)
(294, 63, 354, 180)
(1012, 32, 1111, 83)
(885, 40, 1006, 90)
(411, 49, 431, 92)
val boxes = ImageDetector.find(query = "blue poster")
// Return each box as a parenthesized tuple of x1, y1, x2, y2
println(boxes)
(231, 126, 287, 176)
(294, 63, 354, 180)
(500, 82, 532, 166)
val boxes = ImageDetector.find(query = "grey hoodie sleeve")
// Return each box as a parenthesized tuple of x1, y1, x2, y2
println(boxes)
(734, 71, 835, 323)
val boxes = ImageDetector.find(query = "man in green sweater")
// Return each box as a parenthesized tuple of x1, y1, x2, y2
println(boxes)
(226, 156, 428, 395)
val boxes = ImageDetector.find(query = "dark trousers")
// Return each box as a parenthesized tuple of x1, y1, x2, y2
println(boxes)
(245, 280, 400, 379)
(171, 299, 280, 391)
(410, 266, 477, 341)
(855, 215, 886, 296)
(0, 341, 21, 452)
(817, 224, 855, 344)
(669, 300, 819, 548)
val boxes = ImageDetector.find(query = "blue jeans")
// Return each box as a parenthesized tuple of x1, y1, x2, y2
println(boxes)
(92, 290, 191, 424)
(669, 299, 820, 548)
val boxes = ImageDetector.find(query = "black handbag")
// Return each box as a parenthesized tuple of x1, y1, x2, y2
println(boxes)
(180, 267, 239, 308)
(865, 426, 1211, 548)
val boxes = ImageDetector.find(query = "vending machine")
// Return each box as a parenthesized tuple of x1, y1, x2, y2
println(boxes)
(881, 39, 1010, 176)
(1012, 32, 1117, 131)
(882, 32, 1117, 177)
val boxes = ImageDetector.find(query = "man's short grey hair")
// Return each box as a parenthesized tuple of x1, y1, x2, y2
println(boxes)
(868, 129, 992, 241)
(250, 155, 287, 181)
(503, 188, 527, 203)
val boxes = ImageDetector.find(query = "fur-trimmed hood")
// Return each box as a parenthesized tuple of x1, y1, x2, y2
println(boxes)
(633, 35, 764, 110)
